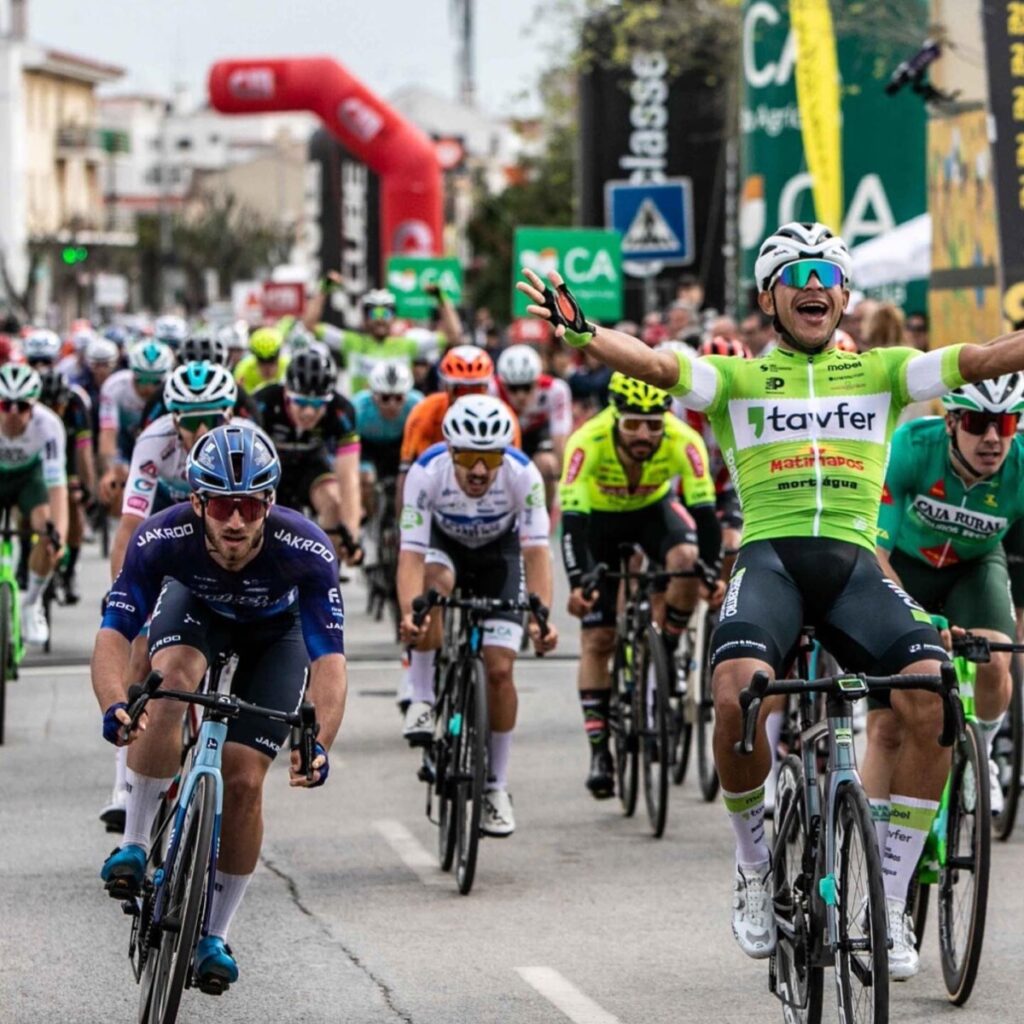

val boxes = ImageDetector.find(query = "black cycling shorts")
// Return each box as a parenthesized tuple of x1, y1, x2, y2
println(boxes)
(148, 580, 308, 759)
(276, 450, 335, 512)
(710, 538, 947, 678)
(521, 425, 553, 458)
(1003, 517, 1024, 609)
(582, 497, 698, 629)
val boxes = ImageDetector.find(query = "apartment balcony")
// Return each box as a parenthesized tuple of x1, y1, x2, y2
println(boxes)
(55, 124, 105, 162)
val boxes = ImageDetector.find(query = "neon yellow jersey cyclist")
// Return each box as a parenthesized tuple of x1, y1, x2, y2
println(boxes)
(560, 373, 715, 515)
(233, 327, 289, 395)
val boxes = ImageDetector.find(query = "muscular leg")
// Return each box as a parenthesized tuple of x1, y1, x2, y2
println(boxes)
(26, 502, 59, 601)
(483, 644, 517, 790)
(217, 744, 272, 874)
(662, 541, 700, 645)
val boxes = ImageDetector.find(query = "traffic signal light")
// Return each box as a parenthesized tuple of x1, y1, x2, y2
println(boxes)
(61, 245, 88, 265)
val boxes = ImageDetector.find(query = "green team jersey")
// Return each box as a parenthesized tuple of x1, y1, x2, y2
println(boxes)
(877, 416, 1024, 568)
(669, 344, 966, 551)
(341, 331, 419, 393)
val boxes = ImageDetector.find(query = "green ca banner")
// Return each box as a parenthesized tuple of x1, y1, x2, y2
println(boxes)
(739, 0, 928, 311)
(386, 257, 463, 319)
(512, 227, 623, 322)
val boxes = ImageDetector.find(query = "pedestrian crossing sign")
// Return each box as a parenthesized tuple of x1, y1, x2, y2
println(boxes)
(605, 179, 694, 266)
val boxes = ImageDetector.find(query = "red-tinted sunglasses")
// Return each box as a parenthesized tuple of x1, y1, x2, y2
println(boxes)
(203, 495, 269, 522)
(957, 411, 1019, 437)
(0, 400, 32, 414)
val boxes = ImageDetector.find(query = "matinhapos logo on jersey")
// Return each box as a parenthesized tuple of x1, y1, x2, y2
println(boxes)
(731, 394, 889, 448)
(272, 528, 333, 563)
(769, 446, 865, 474)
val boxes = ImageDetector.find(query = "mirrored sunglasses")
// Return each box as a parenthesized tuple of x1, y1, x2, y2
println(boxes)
(451, 449, 504, 470)
(203, 495, 269, 522)
(774, 259, 846, 290)
(957, 411, 1019, 437)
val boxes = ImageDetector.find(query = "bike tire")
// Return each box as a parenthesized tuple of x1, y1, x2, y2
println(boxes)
(671, 612, 698, 786)
(696, 609, 719, 802)
(771, 755, 823, 1024)
(832, 781, 889, 1024)
(455, 658, 487, 895)
(938, 719, 990, 1005)
(142, 774, 216, 1024)
(994, 655, 1023, 841)
(0, 583, 9, 745)
(612, 638, 639, 817)
(434, 662, 459, 873)
(640, 625, 672, 838)
(907, 874, 929, 953)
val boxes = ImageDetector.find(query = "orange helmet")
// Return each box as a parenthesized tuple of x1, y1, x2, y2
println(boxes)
(439, 344, 493, 386)
(699, 336, 751, 358)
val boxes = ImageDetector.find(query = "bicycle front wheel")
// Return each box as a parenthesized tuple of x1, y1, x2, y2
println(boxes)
(771, 755, 823, 1024)
(938, 719, 990, 1005)
(142, 774, 216, 1024)
(433, 662, 459, 873)
(994, 656, 1023, 841)
(454, 659, 488, 895)
(0, 582, 10, 745)
(611, 637, 639, 817)
(639, 625, 672, 838)
(832, 781, 888, 1024)
(696, 609, 719, 802)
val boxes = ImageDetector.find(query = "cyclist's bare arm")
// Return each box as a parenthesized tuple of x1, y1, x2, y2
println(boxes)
(397, 548, 426, 619)
(960, 328, 1024, 381)
(46, 483, 68, 543)
(110, 514, 144, 581)
(334, 448, 362, 540)
(523, 545, 553, 612)
(91, 627, 131, 714)
(517, 269, 679, 389)
(306, 652, 347, 751)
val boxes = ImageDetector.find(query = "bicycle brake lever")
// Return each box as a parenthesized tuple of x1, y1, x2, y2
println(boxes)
(937, 661, 964, 748)
(291, 702, 318, 781)
(733, 670, 770, 756)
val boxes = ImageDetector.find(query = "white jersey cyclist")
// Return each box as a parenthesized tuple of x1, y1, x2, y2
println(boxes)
(121, 414, 188, 519)
(401, 443, 550, 552)
(0, 401, 67, 487)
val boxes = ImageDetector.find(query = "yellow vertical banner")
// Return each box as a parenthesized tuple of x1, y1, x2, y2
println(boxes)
(790, 0, 843, 231)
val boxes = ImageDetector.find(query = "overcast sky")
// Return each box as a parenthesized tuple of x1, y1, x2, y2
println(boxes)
(31, 0, 564, 115)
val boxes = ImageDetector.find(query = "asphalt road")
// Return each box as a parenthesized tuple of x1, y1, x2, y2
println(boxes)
(2, 538, 1023, 1024)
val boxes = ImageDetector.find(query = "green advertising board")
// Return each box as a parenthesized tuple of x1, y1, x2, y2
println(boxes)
(386, 257, 463, 319)
(739, 1, 928, 312)
(512, 227, 622, 322)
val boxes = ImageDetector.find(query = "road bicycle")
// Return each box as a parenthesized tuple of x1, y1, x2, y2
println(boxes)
(116, 664, 318, 1024)
(0, 505, 26, 745)
(907, 628, 1024, 1005)
(413, 588, 548, 895)
(992, 654, 1023, 841)
(581, 548, 713, 838)
(363, 476, 400, 636)
(737, 660, 962, 1024)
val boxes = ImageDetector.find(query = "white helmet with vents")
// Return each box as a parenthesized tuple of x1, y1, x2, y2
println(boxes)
(942, 374, 1024, 414)
(442, 394, 515, 451)
(754, 222, 853, 292)
(369, 359, 413, 396)
(24, 329, 62, 364)
(164, 361, 237, 412)
(0, 363, 41, 402)
(497, 345, 542, 386)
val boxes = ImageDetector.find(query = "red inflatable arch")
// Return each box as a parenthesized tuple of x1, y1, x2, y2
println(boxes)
(208, 57, 443, 260)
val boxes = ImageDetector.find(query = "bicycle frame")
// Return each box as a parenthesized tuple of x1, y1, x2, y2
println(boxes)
(0, 514, 24, 666)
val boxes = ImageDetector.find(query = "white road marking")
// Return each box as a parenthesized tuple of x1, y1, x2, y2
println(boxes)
(20, 664, 89, 677)
(515, 967, 622, 1024)
(373, 819, 447, 887)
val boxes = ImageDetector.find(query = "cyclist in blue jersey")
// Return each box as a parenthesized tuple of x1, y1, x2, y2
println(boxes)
(93, 424, 347, 992)
(353, 359, 422, 516)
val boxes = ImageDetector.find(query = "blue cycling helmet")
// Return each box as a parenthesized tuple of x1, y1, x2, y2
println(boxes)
(186, 423, 280, 496)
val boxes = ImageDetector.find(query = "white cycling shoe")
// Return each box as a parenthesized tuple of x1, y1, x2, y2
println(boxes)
(402, 701, 433, 747)
(22, 600, 48, 646)
(481, 789, 515, 837)
(886, 896, 919, 981)
(732, 862, 776, 959)
(989, 758, 1005, 817)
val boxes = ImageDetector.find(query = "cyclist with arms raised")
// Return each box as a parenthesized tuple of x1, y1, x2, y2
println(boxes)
(560, 372, 722, 798)
(518, 221, 1024, 972)
(95, 424, 347, 992)
(398, 395, 557, 836)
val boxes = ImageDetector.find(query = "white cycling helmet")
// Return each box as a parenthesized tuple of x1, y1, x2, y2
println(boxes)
(128, 339, 175, 380)
(153, 314, 188, 349)
(362, 288, 397, 311)
(497, 344, 542, 387)
(0, 363, 41, 402)
(754, 222, 853, 292)
(217, 321, 248, 352)
(23, 328, 62, 364)
(180, 331, 230, 367)
(164, 360, 238, 412)
(442, 394, 515, 451)
(85, 337, 119, 366)
(942, 374, 1024, 415)
(369, 359, 413, 396)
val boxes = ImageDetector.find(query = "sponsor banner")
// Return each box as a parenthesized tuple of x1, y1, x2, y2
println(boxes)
(386, 257, 463, 319)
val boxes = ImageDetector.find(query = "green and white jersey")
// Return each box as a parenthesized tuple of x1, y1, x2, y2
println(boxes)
(669, 344, 965, 551)
(878, 416, 1024, 567)
(340, 332, 419, 394)
(0, 403, 67, 486)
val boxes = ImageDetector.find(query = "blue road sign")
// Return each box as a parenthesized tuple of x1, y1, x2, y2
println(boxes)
(605, 179, 695, 266)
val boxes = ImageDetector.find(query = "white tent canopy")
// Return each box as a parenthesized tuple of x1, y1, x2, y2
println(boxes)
(850, 213, 930, 289)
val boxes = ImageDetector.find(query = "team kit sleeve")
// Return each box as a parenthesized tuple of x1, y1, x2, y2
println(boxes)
(39, 412, 67, 488)
(98, 376, 119, 432)
(559, 428, 593, 586)
(296, 548, 347, 659)
(399, 402, 426, 470)
(876, 422, 915, 551)
(889, 345, 966, 405)
(514, 459, 551, 547)
(672, 418, 716, 509)
(398, 461, 433, 552)
(668, 352, 725, 413)
(100, 535, 164, 640)
(548, 378, 573, 438)
(121, 430, 163, 518)
(332, 395, 360, 456)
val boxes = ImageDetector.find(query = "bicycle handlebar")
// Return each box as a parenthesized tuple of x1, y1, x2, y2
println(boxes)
(734, 662, 964, 756)
(121, 670, 321, 780)
(410, 588, 551, 648)
(952, 631, 1024, 663)
(578, 559, 718, 596)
